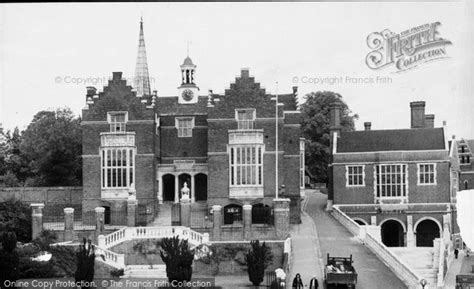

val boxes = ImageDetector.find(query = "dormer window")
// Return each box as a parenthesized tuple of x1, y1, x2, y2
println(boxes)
(108, 112, 127, 132)
(236, 109, 255, 130)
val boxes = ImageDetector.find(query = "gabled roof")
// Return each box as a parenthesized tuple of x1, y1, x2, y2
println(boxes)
(465, 140, 474, 155)
(337, 128, 445, 153)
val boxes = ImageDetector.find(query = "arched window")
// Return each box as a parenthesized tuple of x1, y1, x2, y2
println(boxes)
(252, 204, 271, 224)
(464, 180, 469, 190)
(223, 204, 242, 225)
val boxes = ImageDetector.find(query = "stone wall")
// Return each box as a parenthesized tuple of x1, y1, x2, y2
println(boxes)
(193, 241, 285, 276)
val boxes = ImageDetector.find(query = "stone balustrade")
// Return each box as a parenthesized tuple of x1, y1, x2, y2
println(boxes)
(98, 226, 209, 249)
(94, 245, 125, 269)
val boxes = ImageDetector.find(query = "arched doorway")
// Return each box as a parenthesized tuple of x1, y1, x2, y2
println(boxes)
(381, 219, 405, 247)
(163, 174, 175, 202)
(195, 173, 207, 201)
(252, 204, 271, 224)
(103, 206, 111, 225)
(223, 204, 242, 225)
(416, 219, 440, 247)
(464, 180, 469, 190)
(178, 173, 191, 199)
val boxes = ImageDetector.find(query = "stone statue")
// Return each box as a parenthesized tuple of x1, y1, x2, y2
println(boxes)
(181, 182, 190, 200)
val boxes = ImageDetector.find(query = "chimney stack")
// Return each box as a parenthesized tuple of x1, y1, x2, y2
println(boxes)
(112, 72, 122, 81)
(424, 114, 435, 128)
(364, 122, 372, 131)
(330, 102, 342, 134)
(241, 68, 250, 78)
(86, 87, 97, 97)
(292, 86, 298, 96)
(410, 101, 426, 128)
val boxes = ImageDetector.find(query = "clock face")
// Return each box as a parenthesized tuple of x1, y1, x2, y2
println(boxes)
(182, 89, 194, 101)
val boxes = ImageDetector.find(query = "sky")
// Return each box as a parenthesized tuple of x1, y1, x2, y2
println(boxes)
(0, 1, 473, 139)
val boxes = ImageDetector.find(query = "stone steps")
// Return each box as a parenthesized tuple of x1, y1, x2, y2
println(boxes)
(123, 265, 167, 278)
(390, 248, 438, 288)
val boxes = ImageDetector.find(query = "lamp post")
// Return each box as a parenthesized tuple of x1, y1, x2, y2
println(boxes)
(275, 81, 279, 199)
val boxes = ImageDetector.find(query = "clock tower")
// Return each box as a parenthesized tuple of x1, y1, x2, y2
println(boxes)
(178, 56, 199, 104)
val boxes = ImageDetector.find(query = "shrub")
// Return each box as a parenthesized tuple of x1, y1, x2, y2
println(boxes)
(110, 268, 124, 278)
(17, 244, 76, 279)
(0, 232, 20, 287)
(0, 198, 32, 242)
(159, 236, 195, 282)
(245, 240, 273, 286)
(32, 230, 57, 251)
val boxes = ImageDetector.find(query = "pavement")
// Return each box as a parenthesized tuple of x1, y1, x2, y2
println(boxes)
(443, 250, 464, 289)
(444, 251, 474, 288)
(289, 190, 407, 289)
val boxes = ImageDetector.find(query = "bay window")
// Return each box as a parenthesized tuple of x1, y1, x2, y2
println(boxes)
(229, 145, 263, 186)
(101, 148, 135, 188)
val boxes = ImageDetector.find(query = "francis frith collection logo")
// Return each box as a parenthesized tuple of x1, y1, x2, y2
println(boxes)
(365, 22, 452, 72)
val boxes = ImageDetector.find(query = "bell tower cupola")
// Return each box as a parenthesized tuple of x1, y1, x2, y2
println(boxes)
(178, 46, 199, 104)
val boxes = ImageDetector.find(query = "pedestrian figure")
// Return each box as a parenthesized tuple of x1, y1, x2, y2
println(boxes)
(455, 248, 459, 259)
(309, 276, 319, 289)
(292, 273, 304, 289)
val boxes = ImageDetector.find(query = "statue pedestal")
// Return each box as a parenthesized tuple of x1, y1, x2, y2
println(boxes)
(180, 198, 191, 227)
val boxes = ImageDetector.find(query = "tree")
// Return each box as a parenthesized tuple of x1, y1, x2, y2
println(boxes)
(245, 240, 273, 286)
(1, 127, 30, 185)
(75, 238, 95, 289)
(159, 236, 195, 282)
(300, 91, 358, 183)
(20, 108, 82, 186)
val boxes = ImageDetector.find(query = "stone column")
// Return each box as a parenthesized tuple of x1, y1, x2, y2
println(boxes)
(98, 235, 105, 247)
(273, 198, 290, 238)
(406, 215, 415, 247)
(95, 207, 105, 235)
(443, 214, 451, 246)
(243, 204, 252, 240)
(180, 198, 191, 227)
(158, 175, 163, 204)
(370, 215, 377, 226)
(203, 233, 210, 243)
(30, 203, 44, 240)
(212, 205, 222, 241)
(64, 208, 74, 242)
(191, 175, 195, 203)
(433, 238, 441, 269)
(175, 175, 179, 203)
(127, 195, 137, 227)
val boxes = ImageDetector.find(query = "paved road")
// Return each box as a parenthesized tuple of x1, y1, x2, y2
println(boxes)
(305, 191, 407, 289)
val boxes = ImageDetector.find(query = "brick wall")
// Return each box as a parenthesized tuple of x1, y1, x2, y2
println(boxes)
(0, 186, 82, 205)
(333, 157, 450, 205)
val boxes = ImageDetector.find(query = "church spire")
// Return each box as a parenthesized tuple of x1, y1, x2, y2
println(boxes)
(134, 17, 151, 97)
